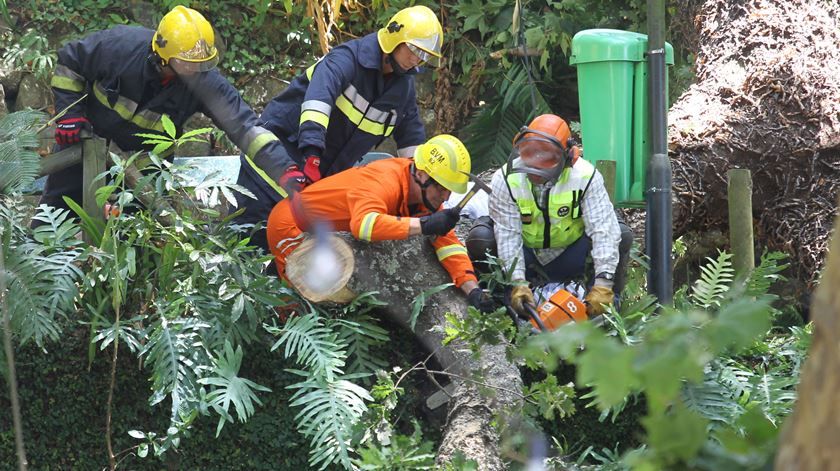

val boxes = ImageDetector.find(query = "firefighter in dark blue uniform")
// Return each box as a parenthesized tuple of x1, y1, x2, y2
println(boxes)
(233, 5, 444, 251)
(44, 6, 289, 218)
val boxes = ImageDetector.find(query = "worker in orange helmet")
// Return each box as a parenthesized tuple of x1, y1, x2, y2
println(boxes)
(466, 114, 633, 317)
(267, 134, 495, 313)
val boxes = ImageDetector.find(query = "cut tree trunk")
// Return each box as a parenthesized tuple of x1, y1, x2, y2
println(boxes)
(774, 194, 840, 468)
(331, 233, 524, 470)
(668, 0, 840, 292)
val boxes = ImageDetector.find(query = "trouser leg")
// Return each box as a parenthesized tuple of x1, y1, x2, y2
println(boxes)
(32, 162, 84, 228)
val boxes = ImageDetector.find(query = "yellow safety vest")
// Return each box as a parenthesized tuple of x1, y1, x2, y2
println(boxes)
(505, 158, 595, 249)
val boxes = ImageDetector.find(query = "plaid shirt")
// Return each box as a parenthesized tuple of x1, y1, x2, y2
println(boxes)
(488, 164, 621, 282)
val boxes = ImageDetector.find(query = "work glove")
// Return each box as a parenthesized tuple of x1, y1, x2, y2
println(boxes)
(510, 284, 535, 314)
(279, 165, 306, 195)
(303, 155, 321, 183)
(585, 286, 614, 316)
(55, 117, 89, 146)
(467, 287, 496, 313)
(419, 207, 461, 236)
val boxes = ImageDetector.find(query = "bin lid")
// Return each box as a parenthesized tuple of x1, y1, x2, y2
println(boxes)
(569, 29, 674, 65)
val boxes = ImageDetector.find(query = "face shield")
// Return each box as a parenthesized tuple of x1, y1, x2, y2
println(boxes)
(406, 31, 441, 68)
(506, 126, 568, 183)
(167, 39, 219, 76)
(406, 42, 440, 68)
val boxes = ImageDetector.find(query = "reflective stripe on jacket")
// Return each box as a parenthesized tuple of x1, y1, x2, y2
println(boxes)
(266, 158, 476, 288)
(50, 25, 285, 170)
(505, 158, 595, 250)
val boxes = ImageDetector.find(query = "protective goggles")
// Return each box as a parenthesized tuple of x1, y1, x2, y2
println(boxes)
(506, 126, 568, 181)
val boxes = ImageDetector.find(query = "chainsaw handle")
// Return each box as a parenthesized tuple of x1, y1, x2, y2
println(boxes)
(521, 302, 548, 332)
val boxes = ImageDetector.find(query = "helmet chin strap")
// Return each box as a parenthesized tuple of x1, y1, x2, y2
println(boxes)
(388, 54, 416, 75)
(411, 164, 439, 212)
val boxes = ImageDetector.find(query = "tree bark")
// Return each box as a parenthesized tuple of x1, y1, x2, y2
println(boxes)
(668, 0, 840, 291)
(335, 233, 523, 470)
(774, 193, 840, 468)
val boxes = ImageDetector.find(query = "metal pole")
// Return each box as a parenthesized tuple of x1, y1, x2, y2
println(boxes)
(645, 0, 673, 305)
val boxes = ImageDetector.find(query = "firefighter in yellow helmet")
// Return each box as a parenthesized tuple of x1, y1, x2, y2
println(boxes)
(265, 134, 495, 313)
(233, 5, 445, 253)
(41, 6, 288, 224)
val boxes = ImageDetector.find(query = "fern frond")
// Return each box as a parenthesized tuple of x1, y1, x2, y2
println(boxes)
(271, 313, 346, 382)
(142, 318, 211, 421)
(690, 251, 734, 308)
(745, 251, 788, 297)
(287, 372, 372, 470)
(331, 316, 390, 376)
(198, 340, 271, 437)
(682, 361, 750, 425)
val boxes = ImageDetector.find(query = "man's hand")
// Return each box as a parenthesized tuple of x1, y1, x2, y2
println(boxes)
(55, 117, 89, 146)
(419, 207, 460, 236)
(585, 286, 614, 316)
(303, 156, 321, 183)
(510, 284, 535, 314)
(279, 165, 306, 195)
(468, 287, 496, 313)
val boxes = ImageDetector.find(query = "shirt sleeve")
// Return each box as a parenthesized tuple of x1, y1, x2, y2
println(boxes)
(346, 183, 411, 242)
(581, 171, 621, 275)
(297, 47, 357, 155)
(431, 231, 477, 288)
(50, 30, 117, 119)
(186, 71, 293, 182)
(488, 169, 528, 282)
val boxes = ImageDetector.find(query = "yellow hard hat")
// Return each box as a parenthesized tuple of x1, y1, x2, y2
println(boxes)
(414, 134, 470, 193)
(152, 6, 219, 75)
(377, 6, 443, 67)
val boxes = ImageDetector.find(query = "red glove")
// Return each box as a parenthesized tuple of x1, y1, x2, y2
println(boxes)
(278, 165, 306, 195)
(303, 156, 321, 183)
(55, 117, 89, 146)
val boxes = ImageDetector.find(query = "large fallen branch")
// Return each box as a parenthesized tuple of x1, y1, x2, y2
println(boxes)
(291, 233, 524, 469)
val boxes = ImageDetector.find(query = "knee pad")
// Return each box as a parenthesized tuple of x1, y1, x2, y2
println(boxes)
(466, 216, 497, 271)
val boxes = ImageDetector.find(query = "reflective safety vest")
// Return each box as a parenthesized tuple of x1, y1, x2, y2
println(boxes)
(505, 158, 595, 250)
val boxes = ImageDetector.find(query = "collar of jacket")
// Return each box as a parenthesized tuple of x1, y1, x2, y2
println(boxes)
(358, 32, 385, 70)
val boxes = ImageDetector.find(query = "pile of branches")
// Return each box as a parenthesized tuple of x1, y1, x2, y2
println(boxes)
(669, 0, 840, 289)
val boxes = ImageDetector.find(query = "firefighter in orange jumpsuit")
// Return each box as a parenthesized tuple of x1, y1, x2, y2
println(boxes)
(266, 134, 495, 312)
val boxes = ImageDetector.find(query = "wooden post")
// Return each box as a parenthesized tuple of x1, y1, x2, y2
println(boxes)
(727, 169, 754, 276)
(596, 160, 617, 203)
(39, 145, 82, 176)
(82, 137, 107, 237)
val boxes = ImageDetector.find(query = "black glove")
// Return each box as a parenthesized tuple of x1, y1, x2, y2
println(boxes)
(278, 165, 306, 195)
(468, 288, 496, 313)
(419, 207, 461, 236)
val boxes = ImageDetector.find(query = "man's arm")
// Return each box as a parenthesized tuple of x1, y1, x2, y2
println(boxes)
(488, 169, 527, 282)
(188, 71, 293, 184)
(296, 47, 357, 157)
(581, 171, 621, 277)
(50, 30, 118, 119)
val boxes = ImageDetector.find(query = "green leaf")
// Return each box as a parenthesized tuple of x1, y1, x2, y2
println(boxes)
(94, 184, 117, 208)
(63, 196, 103, 246)
(577, 337, 639, 409)
(409, 283, 453, 331)
(161, 114, 176, 139)
(705, 297, 772, 354)
(642, 402, 708, 463)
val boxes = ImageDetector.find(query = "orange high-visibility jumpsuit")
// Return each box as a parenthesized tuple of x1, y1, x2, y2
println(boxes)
(266, 158, 477, 288)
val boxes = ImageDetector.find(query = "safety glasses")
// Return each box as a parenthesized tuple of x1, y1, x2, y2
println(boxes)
(406, 42, 441, 67)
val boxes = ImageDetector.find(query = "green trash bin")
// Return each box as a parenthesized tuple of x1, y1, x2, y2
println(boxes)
(570, 29, 674, 207)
